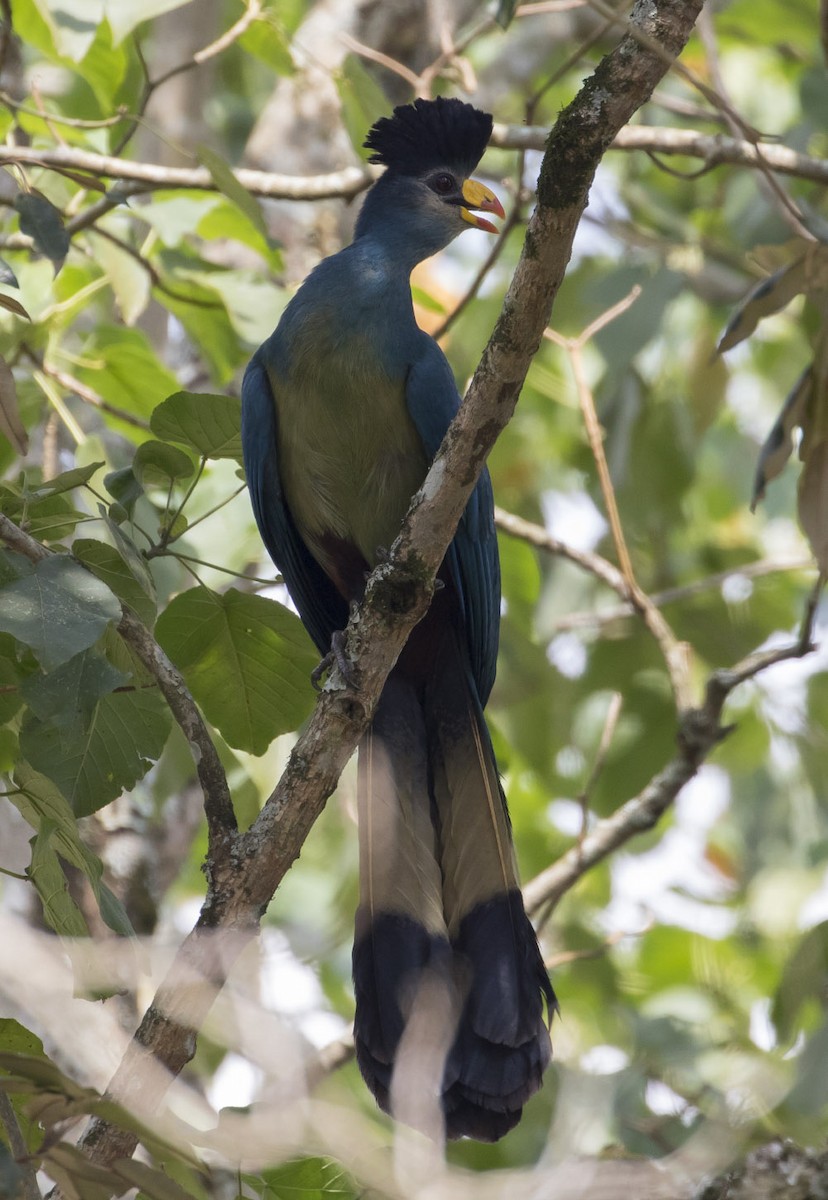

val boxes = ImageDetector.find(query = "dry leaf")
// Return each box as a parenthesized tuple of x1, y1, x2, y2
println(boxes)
(718, 259, 808, 355)
(751, 367, 810, 511)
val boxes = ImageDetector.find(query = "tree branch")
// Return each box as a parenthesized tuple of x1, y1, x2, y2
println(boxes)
(525, 576, 821, 919)
(0, 125, 824, 258)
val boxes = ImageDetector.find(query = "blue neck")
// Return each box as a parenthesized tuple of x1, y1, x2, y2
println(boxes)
(354, 173, 456, 273)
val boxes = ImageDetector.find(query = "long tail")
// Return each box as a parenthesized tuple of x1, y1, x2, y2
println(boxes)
(352, 640, 555, 1141)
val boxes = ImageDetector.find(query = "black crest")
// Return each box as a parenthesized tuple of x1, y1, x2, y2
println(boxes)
(364, 97, 493, 179)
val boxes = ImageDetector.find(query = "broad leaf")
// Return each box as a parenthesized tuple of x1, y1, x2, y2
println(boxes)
(29, 823, 90, 937)
(14, 192, 70, 265)
(103, 465, 143, 516)
(338, 56, 388, 162)
(0, 632, 27, 722)
(156, 586, 316, 754)
(133, 439, 196, 487)
(20, 687, 172, 816)
(151, 391, 243, 460)
(30, 461, 104, 498)
(12, 763, 134, 935)
(0, 555, 121, 670)
(21, 646, 128, 735)
(73, 537, 157, 625)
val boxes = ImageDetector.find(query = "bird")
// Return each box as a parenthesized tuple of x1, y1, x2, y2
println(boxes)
(241, 96, 555, 1141)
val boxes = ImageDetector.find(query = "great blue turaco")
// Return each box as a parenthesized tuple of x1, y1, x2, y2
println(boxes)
(242, 96, 556, 1141)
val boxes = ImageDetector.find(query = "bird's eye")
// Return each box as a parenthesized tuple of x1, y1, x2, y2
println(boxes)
(431, 173, 456, 195)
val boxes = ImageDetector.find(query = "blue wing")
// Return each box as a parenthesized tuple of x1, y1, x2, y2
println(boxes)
(404, 337, 500, 705)
(241, 345, 349, 655)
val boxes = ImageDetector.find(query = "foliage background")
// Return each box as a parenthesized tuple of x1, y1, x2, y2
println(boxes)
(0, 0, 826, 1196)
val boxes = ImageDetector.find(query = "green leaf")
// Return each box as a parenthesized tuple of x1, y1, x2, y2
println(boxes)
(103, 465, 144, 515)
(11, 763, 134, 935)
(14, 192, 70, 265)
(21, 646, 128, 735)
(111, 1158, 201, 1200)
(132, 439, 196, 487)
(29, 822, 90, 936)
(0, 1019, 44, 1056)
(20, 686, 172, 816)
(0, 555, 121, 670)
(259, 1157, 360, 1200)
(1, 491, 85, 543)
(238, 13, 294, 74)
(90, 230, 151, 325)
(196, 144, 270, 242)
(151, 391, 243, 460)
(0, 632, 27, 722)
(30, 461, 104, 498)
(338, 56, 389, 161)
(73, 537, 157, 626)
(75, 326, 180, 431)
(155, 587, 316, 754)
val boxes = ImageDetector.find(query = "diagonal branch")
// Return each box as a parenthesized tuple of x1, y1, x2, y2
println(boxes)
(43, 0, 707, 1178)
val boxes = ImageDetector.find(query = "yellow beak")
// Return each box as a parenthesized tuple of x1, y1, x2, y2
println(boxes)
(460, 179, 506, 234)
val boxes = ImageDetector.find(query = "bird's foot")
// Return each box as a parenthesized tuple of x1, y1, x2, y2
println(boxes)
(311, 628, 358, 691)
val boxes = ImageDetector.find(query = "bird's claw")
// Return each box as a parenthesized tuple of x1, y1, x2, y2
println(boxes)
(311, 629, 358, 691)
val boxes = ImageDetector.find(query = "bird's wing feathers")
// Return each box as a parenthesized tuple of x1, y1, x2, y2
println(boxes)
(404, 339, 500, 704)
(241, 347, 349, 654)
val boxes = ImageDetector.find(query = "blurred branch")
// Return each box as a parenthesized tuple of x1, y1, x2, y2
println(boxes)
(552, 556, 814, 632)
(0, 515, 235, 856)
(36, 0, 706, 1181)
(524, 577, 822, 918)
(546, 290, 694, 711)
(494, 124, 828, 186)
(494, 505, 629, 590)
(695, 7, 814, 241)
(0, 125, 824, 256)
(20, 344, 151, 431)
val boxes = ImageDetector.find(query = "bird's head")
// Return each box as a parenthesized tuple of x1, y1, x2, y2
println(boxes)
(355, 97, 505, 263)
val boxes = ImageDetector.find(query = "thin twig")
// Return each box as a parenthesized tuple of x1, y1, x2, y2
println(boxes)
(524, 586, 821, 920)
(546, 289, 694, 710)
(695, 7, 813, 241)
(21, 345, 151, 432)
(586, 0, 816, 239)
(494, 505, 627, 593)
(151, 0, 264, 92)
(550, 557, 814, 632)
(340, 32, 421, 91)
